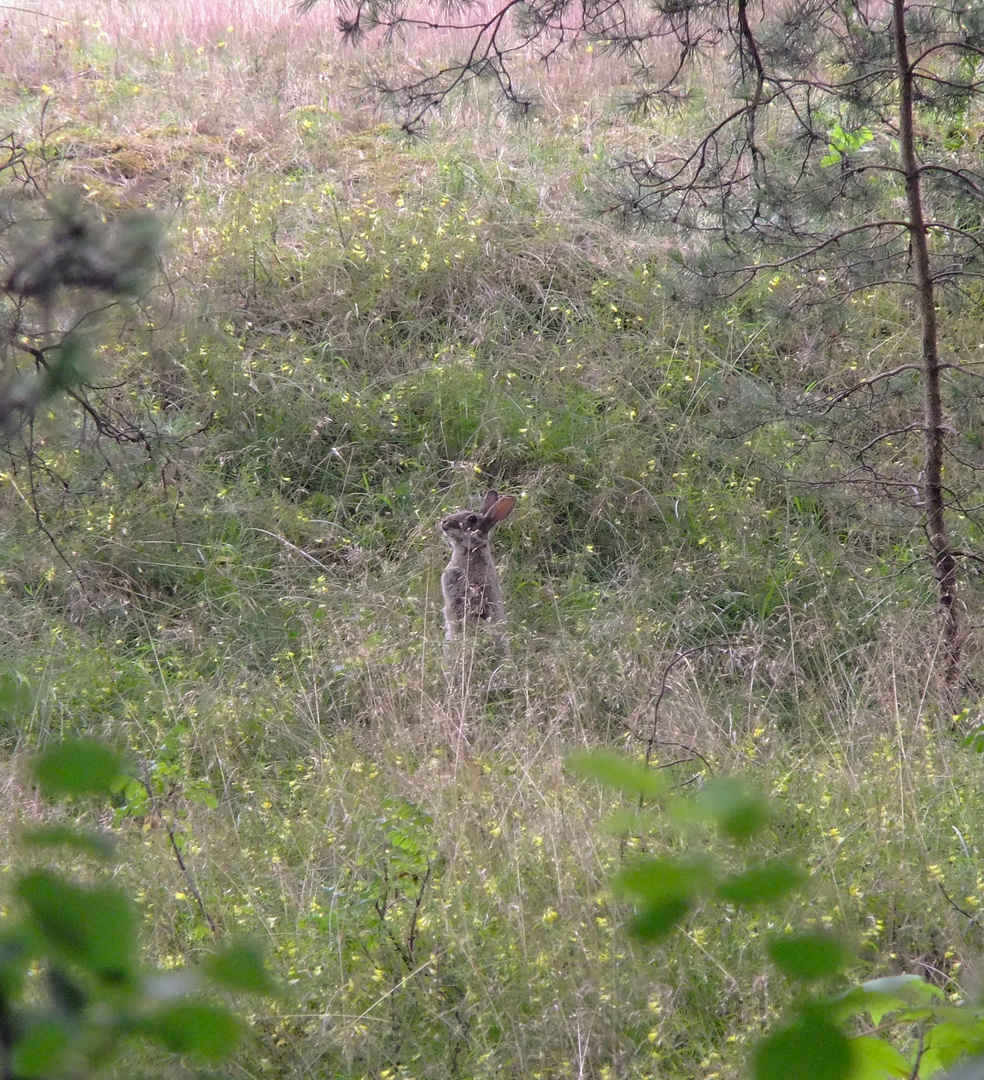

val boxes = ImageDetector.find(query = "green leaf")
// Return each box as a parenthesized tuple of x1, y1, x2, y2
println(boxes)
(821, 122, 873, 168)
(691, 777, 770, 842)
(567, 751, 669, 800)
(835, 974, 944, 1025)
(614, 856, 716, 942)
(614, 856, 717, 904)
(962, 725, 984, 754)
(768, 933, 853, 981)
(145, 1001, 242, 1062)
(626, 896, 694, 943)
(0, 924, 34, 999)
(716, 860, 806, 907)
(847, 1035, 910, 1079)
(921, 1019, 984, 1076)
(22, 825, 116, 859)
(826, 122, 874, 153)
(752, 1003, 853, 1080)
(861, 974, 945, 1003)
(11, 1020, 72, 1079)
(42, 335, 90, 396)
(47, 967, 89, 1017)
(16, 871, 137, 982)
(33, 739, 128, 800)
(203, 940, 278, 996)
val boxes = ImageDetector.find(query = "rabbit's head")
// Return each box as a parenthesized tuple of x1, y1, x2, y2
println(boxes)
(439, 490, 516, 553)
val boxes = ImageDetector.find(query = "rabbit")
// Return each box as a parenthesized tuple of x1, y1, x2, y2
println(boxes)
(439, 489, 517, 642)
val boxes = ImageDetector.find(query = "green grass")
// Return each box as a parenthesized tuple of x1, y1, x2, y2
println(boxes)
(2, 3, 984, 1079)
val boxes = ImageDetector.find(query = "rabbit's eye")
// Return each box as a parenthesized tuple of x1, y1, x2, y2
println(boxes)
(467, 514, 478, 526)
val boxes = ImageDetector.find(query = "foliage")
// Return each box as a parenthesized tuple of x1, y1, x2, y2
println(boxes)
(0, 736, 274, 1080)
(298, 0, 984, 696)
(0, 4, 984, 1080)
(573, 750, 984, 1080)
(1, 183, 163, 428)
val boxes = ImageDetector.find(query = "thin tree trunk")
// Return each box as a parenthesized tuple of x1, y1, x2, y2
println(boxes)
(892, 0, 962, 697)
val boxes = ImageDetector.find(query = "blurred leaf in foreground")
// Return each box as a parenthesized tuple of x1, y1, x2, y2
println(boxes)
(715, 859, 806, 908)
(767, 933, 854, 982)
(752, 1002, 853, 1080)
(567, 750, 669, 801)
(613, 856, 716, 943)
(16, 871, 138, 983)
(33, 738, 128, 800)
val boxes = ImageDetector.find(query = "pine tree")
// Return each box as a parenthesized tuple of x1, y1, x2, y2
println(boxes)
(304, 0, 984, 698)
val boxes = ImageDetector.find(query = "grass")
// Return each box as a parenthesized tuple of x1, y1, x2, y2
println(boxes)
(2, 2, 984, 1078)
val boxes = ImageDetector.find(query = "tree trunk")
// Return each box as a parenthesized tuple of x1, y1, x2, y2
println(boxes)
(892, 0, 962, 696)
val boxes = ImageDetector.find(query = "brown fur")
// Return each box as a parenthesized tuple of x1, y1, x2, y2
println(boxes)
(439, 489, 516, 642)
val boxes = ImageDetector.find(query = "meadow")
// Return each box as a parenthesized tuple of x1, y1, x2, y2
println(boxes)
(2, 2, 984, 1077)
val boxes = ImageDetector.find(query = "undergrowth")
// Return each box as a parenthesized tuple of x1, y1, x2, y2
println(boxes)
(1, 3, 983, 1079)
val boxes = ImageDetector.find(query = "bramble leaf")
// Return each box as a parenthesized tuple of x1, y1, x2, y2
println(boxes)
(716, 860, 806, 907)
(567, 751, 669, 800)
(16, 871, 137, 982)
(846, 1035, 909, 1079)
(144, 1001, 242, 1062)
(203, 940, 278, 996)
(33, 739, 127, 800)
(753, 1002, 853, 1080)
(767, 933, 853, 981)
(691, 777, 770, 842)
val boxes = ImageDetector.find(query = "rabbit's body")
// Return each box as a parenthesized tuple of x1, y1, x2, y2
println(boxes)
(439, 490, 516, 642)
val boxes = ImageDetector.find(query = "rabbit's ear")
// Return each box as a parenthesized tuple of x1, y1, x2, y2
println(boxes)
(487, 495, 516, 523)
(480, 489, 500, 513)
